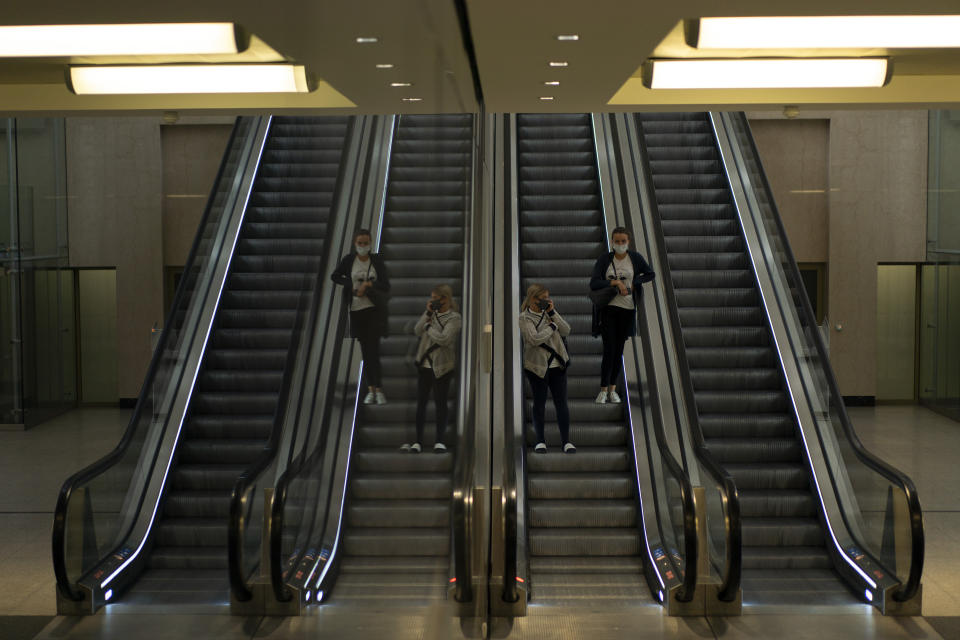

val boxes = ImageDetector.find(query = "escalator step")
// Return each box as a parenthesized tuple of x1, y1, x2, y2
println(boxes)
(529, 499, 637, 528)
(529, 528, 640, 556)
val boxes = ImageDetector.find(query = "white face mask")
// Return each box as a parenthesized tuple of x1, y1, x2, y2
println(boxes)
(355, 245, 371, 256)
(613, 243, 628, 255)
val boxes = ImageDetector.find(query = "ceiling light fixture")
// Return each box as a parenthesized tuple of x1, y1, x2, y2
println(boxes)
(549, 61, 568, 67)
(390, 82, 412, 87)
(375, 63, 394, 69)
(402, 97, 423, 102)
(544, 81, 560, 86)
(690, 15, 960, 49)
(540, 96, 555, 101)
(556, 34, 580, 41)
(0, 23, 246, 57)
(68, 64, 314, 94)
(643, 58, 890, 89)
(355, 37, 378, 44)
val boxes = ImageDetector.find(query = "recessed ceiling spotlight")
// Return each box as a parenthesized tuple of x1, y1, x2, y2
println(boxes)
(355, 37, 378, 44)
(540, 96, 555, 101)
(549, 61, 568, 67)
(390, 82, 412, 87)
(375, 63, 394, 69)
(556, 35, 579, 41)
(544, 81, 560, 86)
(402, 97, 423, 102)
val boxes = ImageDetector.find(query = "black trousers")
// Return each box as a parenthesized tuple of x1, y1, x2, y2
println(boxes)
(599, 305, 633, 387)
(416, 367, 453, 444)
(351, 307, 382, 387)
(525, 367, 571, 445)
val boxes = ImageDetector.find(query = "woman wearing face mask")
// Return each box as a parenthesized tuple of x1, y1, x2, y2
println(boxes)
(520, 283, 575, 454)
(402, 284, 462, 454)
(589, 227, 655, 404)
(331, 229, 390, 405)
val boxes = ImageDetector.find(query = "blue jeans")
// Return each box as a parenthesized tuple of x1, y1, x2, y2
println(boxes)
(525, 367, 570, 445)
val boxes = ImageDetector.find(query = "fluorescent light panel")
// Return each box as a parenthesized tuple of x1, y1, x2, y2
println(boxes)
(0, 23, 241, 57)
(646, 58, 889, 89)
(695, 15, 960, 49)
(69, 64, 312, 94)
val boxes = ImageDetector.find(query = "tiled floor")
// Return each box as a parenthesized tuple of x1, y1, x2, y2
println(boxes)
(0, 405, 956, 639)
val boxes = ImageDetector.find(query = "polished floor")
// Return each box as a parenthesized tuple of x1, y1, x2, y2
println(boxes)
(0, 405, 957, 639)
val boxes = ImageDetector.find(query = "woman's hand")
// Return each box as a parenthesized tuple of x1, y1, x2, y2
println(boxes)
(356, 281, 370, 296)
(425, 299, 434, 314)
(615, 280, 629, 296)
(545, 299, 555, 314)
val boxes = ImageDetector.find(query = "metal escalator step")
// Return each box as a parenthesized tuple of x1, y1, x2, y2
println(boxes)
(163, 491, 230, 519)
(338, 555, 448, 574)
(529, 499, 636, 527)
(354, 450, 454, 473)
(178, 438, 269, 464)
(347, 499, 449, 528)
(196, 369, 283, 392)
(698, 413, 796, 438)
(530, 556, 644, 574)
(653, 173, 728, 190)
(649, 161, 722, 177)
(386, 194, 466, 211)
(147, 546, 227, 570)
(381, 227, 463, 244)
(661, 219, 739, 236)
(203, 348, 288, 370)
(242, 222, 327, 239)
(742, 517, 826, 547)
(644, 145, 718, 163)
(230, 254, 321, 273)
(170, 464, 247, 491)
(519, 210, 603, 227)
(519, 166, 596, 182)
(723, 462, 810, 490)
(215, 309, 297, 329)
(389, 152, 470, 168)
(690, 367, 782, 390)
(522, 242, 606, 260)
(184, 414, 275, 439)
(705, 437, 803, 463)
(351, 474, 452, 499)
(694, 390, 788, 413)
(526, 448, 630, 473)
(220, 290, 306, 311)
(388, 180, 468, 197)
(383, 278, 463, 297)
(518, 139, 595, 154)
(522, 399, 623, 424)
(528, 473, 634, 499)
(384, 259, 461, 278)
(671, 269, 754, 288)
(529, 528, 640, 556)
(236, 238, 324, 256)
(679, 307, 765, 327)
(226, 272, 314, 291)
(738, 489, 816, 517)
(343, 527, 449, 556)
(156, 517, 227, 547)
(740, 569, 851, 604)
(668, 252, 750, 270)
(382, 243, 464, 261)
(189, 391, 279, 414)
(665, 235, 743, 253)
(684, 346, 772, 368)
(523, 422, 629, 448)
(742, 546, 833, 570)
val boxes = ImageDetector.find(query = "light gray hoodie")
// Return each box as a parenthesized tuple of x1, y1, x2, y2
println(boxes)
(414, 309, 462, 378)
(519, 308, 571, 378)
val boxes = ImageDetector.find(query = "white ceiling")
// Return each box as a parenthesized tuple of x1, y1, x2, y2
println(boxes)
(4, 0, 960, 114)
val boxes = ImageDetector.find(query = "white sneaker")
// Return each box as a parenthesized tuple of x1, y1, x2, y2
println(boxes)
(375, 391, 387, 405)
(434, 442, 447, 453)
(534, 442, 547, 453)
(608, 390, 622, 404)
(363, 391, 375, 405)
(400, 443, 411, 452)
(563, 442, 577, 454)
(410, 443, 422, 453)
(595, 390, 608, 404)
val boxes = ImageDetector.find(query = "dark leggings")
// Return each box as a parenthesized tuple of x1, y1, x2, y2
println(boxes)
(351, 308, 382, 387)
(525, 368, 570, 445)
(415, 368, 453, 444)
(600, 305, 634, 387)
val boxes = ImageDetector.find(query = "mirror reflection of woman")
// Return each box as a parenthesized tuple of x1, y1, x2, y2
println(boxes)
(589, 226, 655, 404)
(331, 229, 390, 405)
(402, 284, 461, 453)
(520, 283, 575, 454)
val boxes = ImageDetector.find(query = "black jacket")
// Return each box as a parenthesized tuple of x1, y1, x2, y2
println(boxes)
(589, 250, 655, 337)
(331, 252, 390, 338)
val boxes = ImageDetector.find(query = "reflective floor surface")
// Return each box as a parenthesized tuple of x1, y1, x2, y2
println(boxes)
(1, 405, 957, 639)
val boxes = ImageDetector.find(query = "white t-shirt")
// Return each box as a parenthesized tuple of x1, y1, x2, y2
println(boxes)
(350, 257, 377, 311)
(606, 255, 634, 310)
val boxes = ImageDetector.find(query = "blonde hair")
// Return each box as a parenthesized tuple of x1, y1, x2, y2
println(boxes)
(432, 283, 459, 312)
(521, 283, 548, 312)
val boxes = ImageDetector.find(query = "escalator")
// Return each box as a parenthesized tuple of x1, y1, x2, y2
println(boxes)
(330, 114, 472, 603)
(55, 116, 352, 609)
(635, 112, 850, 604)
(515, 113, 650, 604)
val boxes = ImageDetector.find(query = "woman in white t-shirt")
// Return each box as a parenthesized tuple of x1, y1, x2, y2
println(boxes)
(331, 229, 391, 405)
(588, 227, 655, 404)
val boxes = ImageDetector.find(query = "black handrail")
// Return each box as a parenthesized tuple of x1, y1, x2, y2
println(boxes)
(727, 112, 923, 602)
(53, 117, 250, 602)
(633, 292, 699, 602)
(451, 114, 479, 603)
(633, 114, 743, 602)
(227, 116, 356, 602)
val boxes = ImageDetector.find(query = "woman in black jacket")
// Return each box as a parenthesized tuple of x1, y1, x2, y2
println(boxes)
(589, 226, 655, 404)
(331, 229, 390, 405)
